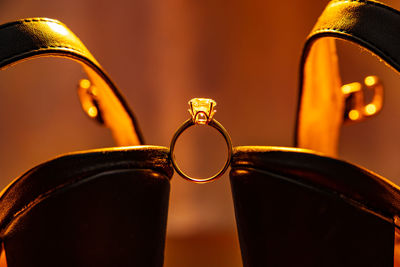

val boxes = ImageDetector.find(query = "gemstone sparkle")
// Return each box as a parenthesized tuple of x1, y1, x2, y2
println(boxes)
(188, 98, 217, 125)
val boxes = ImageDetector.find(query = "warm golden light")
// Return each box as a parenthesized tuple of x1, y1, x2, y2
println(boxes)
(87, 106, 98, 118)
(0, 243, 7, 267)
(349, 109, 360, 121)
(79, 79, 91, 90)
(341, 82, 361, 94)
(188, 98, 217, 125)
(365, 103, 377, 115)
(341, 84, 352, 94)
(47, 22, 69, 36)
(365, 76, 377, 87)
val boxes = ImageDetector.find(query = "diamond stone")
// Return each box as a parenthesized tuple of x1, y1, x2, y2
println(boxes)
(188, 98, 217, 125)
(195, 112, 208, 124)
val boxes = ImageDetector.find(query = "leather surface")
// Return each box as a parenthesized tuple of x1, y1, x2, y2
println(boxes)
(0, 146, 172, 266)
(232, 146, 400, 221)
(0, 18, 144, 145)
(231, 146, 396, 266)
(295, 0, 400, 155)
(0, 18, 173, 266)
(0, 145, 172, 231)
(231, 1, 400, 265)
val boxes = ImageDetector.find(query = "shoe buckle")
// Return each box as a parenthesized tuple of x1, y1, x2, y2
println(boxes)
(342, 75, 383, 124)
(77, 79, 104, 124)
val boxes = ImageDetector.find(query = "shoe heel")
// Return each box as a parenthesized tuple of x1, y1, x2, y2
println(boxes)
(0, 148, 172, 267)
(230, 147, 396, 267)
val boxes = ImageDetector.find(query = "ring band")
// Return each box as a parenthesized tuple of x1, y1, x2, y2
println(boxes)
(169, 98, 232, 183)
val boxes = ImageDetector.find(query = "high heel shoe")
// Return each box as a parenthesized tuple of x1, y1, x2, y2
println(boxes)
(230, 1, 400, 266)
(0, 18, 172, 266)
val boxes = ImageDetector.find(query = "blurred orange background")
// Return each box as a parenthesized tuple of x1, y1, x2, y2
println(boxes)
(1, 0, 400, 266)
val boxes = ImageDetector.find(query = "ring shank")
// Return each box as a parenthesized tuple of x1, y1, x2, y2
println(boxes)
(169, 118, 232, 183)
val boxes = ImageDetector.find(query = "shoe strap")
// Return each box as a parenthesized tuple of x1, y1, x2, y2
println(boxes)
(0, 18, 144, 145)
(295, 0, 400, 156)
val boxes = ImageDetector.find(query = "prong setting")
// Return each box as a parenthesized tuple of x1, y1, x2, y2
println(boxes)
(188, 98, 217, 125)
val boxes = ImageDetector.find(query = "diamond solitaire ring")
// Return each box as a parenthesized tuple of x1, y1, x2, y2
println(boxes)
(169, 98, 232, 183)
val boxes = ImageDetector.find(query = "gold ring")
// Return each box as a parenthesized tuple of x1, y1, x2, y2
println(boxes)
(169, 98, 232, 183)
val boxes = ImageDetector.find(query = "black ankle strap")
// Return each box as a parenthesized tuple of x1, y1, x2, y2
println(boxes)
(0, 18, 144, 145)
(295, 0, 400, 156)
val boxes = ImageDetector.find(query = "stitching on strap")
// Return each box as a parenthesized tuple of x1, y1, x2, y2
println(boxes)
(0, 18, 64, 31)
(0, 19, 87, 65)
(0, 45, 88, 67)
(329, 0, 400, 17)
(309, 0, 400, 66)
(310, 27, 399, 69)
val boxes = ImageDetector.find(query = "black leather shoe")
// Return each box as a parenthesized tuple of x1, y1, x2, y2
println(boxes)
(0, 18, 172, 267)
(230, 1, 400, 266)
(231, 146, 397, 267)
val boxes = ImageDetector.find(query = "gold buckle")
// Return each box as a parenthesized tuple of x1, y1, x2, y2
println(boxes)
(77, 79, 104, 124)
(342, 75, 383, 123)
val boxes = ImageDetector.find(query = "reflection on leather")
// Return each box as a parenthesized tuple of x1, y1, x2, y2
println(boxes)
(0, 18, 143, 146)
